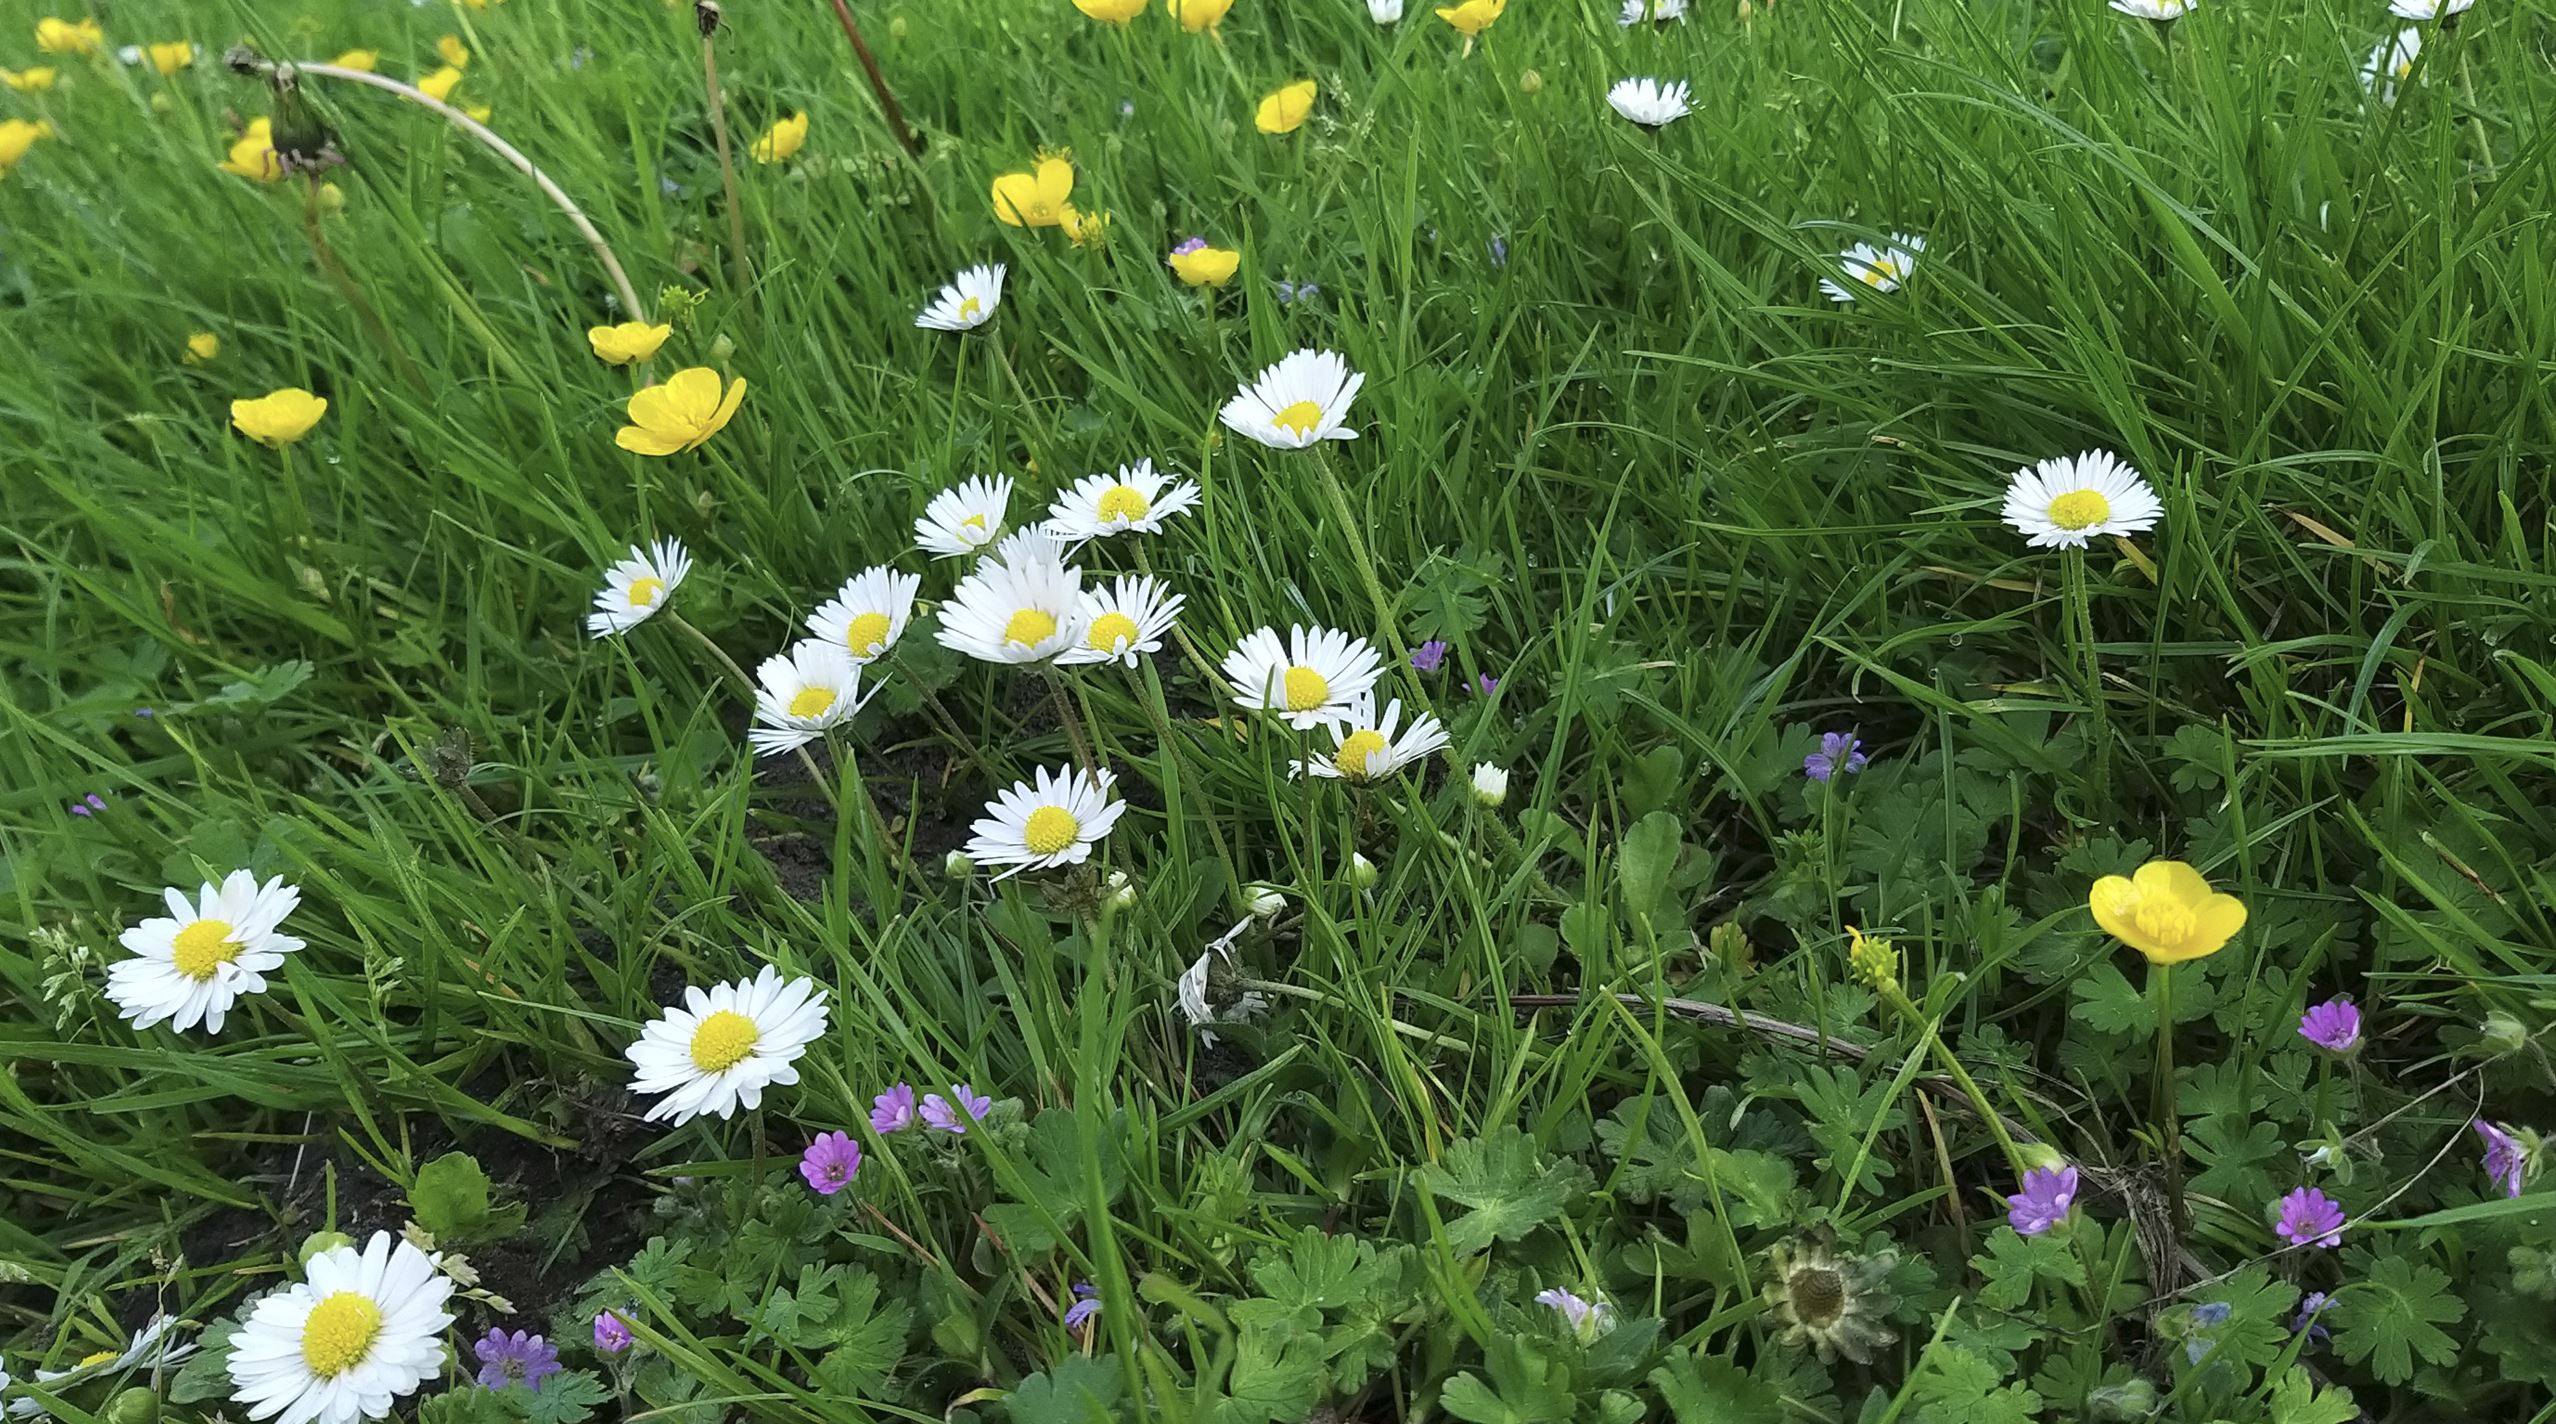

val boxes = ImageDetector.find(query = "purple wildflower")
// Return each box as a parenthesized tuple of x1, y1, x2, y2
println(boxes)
(799, 1131, 862, 1195)
(2274, 1187, 2346, 1248)
(69, 793, 106, 816)
(2292, 1291, 2331, 1344)
(134, 707, 156, 718)
(2005, 1165, 2079, 1236)
(472, 1328, 562, 1392)
(1063, 1282, 1101, 1329)
(1274, 279, 1319, 305)
(1475, 673, 1499, 697)
(920, 1083, 994, 1135)
(1488, 235, 1508, 268)
(1533, 1287, 1613, 1337)
(2185, 1301, 2231, 1364)
(1803, 732, 1869, 782)
(1410, 640, 1449, 673)
(592, 1312, 632, 1355)
(1171, 236, 1209, 257)
(2298, 998, 2362, 1054)
(870, 1083, 917, 1134)
(2476, 1119, 2526, 1198)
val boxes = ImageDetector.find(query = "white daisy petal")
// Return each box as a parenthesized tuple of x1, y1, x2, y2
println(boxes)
(106, 873, 308, 1036)
(586, 538, 692, 639)
(916, 475, 1013, 558)
(623, 969, 829, 1126)
(1288, 692, 1451, 783)
(1220, 624, 1384, 729)
(935, 546, 1086, 664)
(225, 1234, 452, 1424)
(1998, 449, 2163, 550)
(961, 765, 1125, 879)
(915, 263, 1006, 332)
(1618, 0, 1687, 21)
(1056, 575, 1184, 668)
(1819, 233, 1925, 303)
(1216, 349, 1363, 450)
(806, 566, 921, 663)
(1605, 77, 1691, 128)
(747, 640, 871, 757)
(1044, 459, 1204, 541)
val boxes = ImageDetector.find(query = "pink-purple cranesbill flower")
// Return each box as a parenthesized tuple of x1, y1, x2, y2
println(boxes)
(473, 1328, 562, 1392)
(1533, 1287, 1613, 1337)
(2298, 998, 2362, 1054)
(1410, 639, 1449, 673)
(2005, 1165, 2079, 1235)
(799, 1130, 862, 1195)
(69, 792, 107, 817)
(2477, 1119, 2526, 1198)
(1803, 732, 1869, 783)
(1475, 673, 1499, 697)
(592, 1311, 632, 1355)
(2275, 1187, 2346, 1248)
(921, 1083, 994, 1134)
(1170, 236, 1209, 257)
(871, 1083, 917, 1134)
(1063, 1282, 1101, 1329)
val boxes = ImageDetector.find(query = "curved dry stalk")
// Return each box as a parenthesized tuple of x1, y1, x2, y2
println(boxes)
(237, 57, 647, 322)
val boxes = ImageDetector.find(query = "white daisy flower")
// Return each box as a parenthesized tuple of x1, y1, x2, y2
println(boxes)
(1058, 575, 1184, 668)
(916, 475, 1012, 558)
(747, 641, 870, 757)
(1220, 624, 1383, 729)
(937, 552, 1085, 664)
(806, 566, 919, 663)
(1472, 762, 1510, 807)
(1619, 0, 1687, 22)
(2362, 27, 2422, 101)
(2000, 450, 2164, 549)
(2109, 0, 2195, 18)
(1290, 692, 1450, 783)
(226, 1232, 453, 1424)
(1606, 77, 1692, 128)
(18, 1317, 196, 1412)
(624, 964, 829, 1124)
(106, 871, 306, 1035)
(1044, 460, 1203, 541)
(964, 765, 1127, 879)
(1177, 917, 1268, 1047)
(1217, 349, 1363, 450)
(1369, 0, 1404, 19)
(585, 538, 691, 638)
(916, 263, 1005, 332)
(2388, 0, 2467, 18)
(989, 524, 1074, 572)
(1819, 234, 1926, 302)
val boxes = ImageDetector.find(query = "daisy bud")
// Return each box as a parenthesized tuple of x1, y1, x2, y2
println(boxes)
(1348, 853, 1378, 889)
(1106, 871, 1137, 910)
(1518, 67, 1543, 94)
(944, 850, 976, 878)
(296, 1229, 355, 1268)
(1246, 885, 1286, 919)
(695, 0, 724, 36)
(2482, 1010, 2528, 1057)
(107, 1389, 160, 1424)
(1470, 762, 1509, 807)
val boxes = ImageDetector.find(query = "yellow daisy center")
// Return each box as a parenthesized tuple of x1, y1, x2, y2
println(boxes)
(958, 295, 983, 320)
(2046, 489, 2112, 531)
(2395, 59, 2412, 76)
(1281, 664, 1331, 712)
(688, 1009, 761, 1071)
(1860, 259, 1897, 286)
(1096, 484, 1151, 523)
(627, 576, 665, 608)
(2131, 898, 2196, 947)
(844, 611, 893, 656)
(1334, 729, 1390, 779)
(78, 1350, 117, 1368)
(1004, 608, 1058, 647)
(787, 686, 837, 719)
(961, 513, 988, 531)
(300, 1292, 383, 1379)
(1271, 399, 1326, 437)
(1087, 611, 1141, 651)
(1022, 805, 1081, 856)
(171, 919, 242, 980)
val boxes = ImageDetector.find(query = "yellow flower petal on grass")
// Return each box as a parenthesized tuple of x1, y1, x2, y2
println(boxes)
(231, 388, 328, 447)
(185, 331, 221, 364)
(35, 17, 104, 56)
(329, 50, 380, 72)
(417, 66, 464, 103)
(146, 41, 194, 75)
(1436, 0, 1507, 34)
(216, 117, 283, 182)
(437, 35, 470, 68)
(2089, 860, 2247, 965)
(1169, 0, 1234, 29)
(991, 155, 1075, 227)
(751, 111, 808, 164)
(1255, 79, 1316, 134)
(589, 321, 672, 365)
(0, 118, 52, 175)
(1072, 0, 1149, 21)
(616, 367, 745, 457)
(2, 67, 61, 92)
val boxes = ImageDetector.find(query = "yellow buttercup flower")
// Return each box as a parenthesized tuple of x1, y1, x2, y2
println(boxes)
(1436, 0, 1507, 35)
(145, 41, 194, 75)
(1255, 79, 1316, 135)
(1062, 206, 1112, 248)
(1167, 239, 1240, 287)
(457, 0, 505, 9)
(35, 16, 104, 56)
(0, 119, 52, 175)
(461, 103, 493, 123)
(2089, 861, 2247, 965)
(2, 67, 61, 91)
(1169, 0, 1234, 29)
(991, 155, 1074, 227)
(217, 117, 283, 182)
(329, 50, 381, 72)
(616, 367, 745, 456)
(1072, 0, 1149, 21)
(589, 321, 672, 365)
(231, 388, 329, 448)
(437, 35, 470, 68)
(416, 66, 463, 103)
(185, 331, 221, 364)
(751, 111, 808, 164)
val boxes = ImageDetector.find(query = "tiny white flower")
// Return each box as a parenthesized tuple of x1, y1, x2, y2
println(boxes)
(1348, 852, 1379, 889)
(915, 263, 1005, 332)
(586, 538, 691, 638)
(806, 566, 919, 663)
(625, 964, 829, 1123)
(1105, 870, 1138, 910)
(1471, 762, 1510, 807)
(1045, 459, 1203, 541)
(937, 550, 1086, 664)
(1606, 77, 1691, 129)
(747, 641, 871, 757)
(2108, 0, 2195, 18)
(1057, 575, 1184, 668)
(1220, 624, 1384, 729)
(1618, 0, 1686, 22)
(964, 765, 1127, 878)
(106, 871, 306, 1036)
(226, 1233, 454, 1424)
(1819, 234, 1926, 303)
(916, 475, 1012, 558)
(2000, 449, 2163, 549)
(1290, 693, 1451, 783)
(1368, 0, 1405, 20)
(1218, 349, 1363, 450)
(2362, 27, 2422, 102)
(2388, 0, 2468, 17)
(1245, 886, 1288, 918)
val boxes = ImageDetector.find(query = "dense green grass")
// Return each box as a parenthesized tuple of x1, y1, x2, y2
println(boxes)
(5, 0, 2556, 1420)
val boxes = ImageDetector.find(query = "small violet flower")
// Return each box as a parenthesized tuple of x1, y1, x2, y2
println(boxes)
(2476, 1119, 2526, 1198)
(1273, 279, 1319, 305)
(591, 1312, 632, 1355)
(1410, 639, 1449, 673)
(1533, 1287, 1613, 1338)
(1475, 673, 1500, 697)
(2298, 997, 2362, 1054)
(921, 1083, 994, 1135)
(472, 1328, 562, 1392)
(2005, 1165, 2079, 1236)
(870, 1083, 917, 1134)
(69, 792, 107, 817)
(2275, 1187, 2346, 1248)
(799, 1130, 862, 1195)
(1804, 731, 1869, 782)
(2292, 1291, 2331, 1344)
(2185, 1301, 2232, 1364)
(1063, 1282, 1102, 1329)
(1488, 234, 1508, 268)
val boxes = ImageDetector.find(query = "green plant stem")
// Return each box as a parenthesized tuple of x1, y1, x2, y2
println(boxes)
(699, 34, 753, 300)
(2153, 960, 2188, 1233)
(1882, 984, 2026, 1173)
(1309, 446, 1419, 690)
(2063, 548, 2111, 799)
(666, 612, 841, 814)
(1043, 666, 1099, 773)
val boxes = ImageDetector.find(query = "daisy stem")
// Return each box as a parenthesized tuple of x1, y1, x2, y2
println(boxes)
(992, 338, 1052, 479)
(697, 30, 754, 301)
(666, 612, 842, 813)
(1310, 447, 1419, 691)
(2063, 548, 2111, 799)
(1240, 977, 1473, 1054)
(1042, 666, 1100, 774)
(2152, 960, 2190, 1233)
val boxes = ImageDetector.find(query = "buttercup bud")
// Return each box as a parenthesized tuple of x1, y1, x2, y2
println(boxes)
(1518, 68, 1543, 94)
(889, 15, 910, 37)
